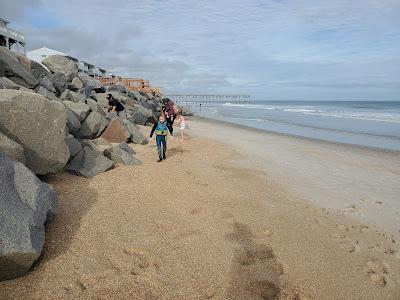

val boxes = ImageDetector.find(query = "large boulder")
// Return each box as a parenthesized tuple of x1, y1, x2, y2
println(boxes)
(87, 98, 106, 116)
(38, 75, 56, 93)
(77, 74, 103, 90)
(91, 92, 109, 106)
(35, 85, 59, 101)
(51, 72, 69, 96)
(78, 111, 109, 139)
(0, 76, 21, 90)
(121, 119, 148, 144)
(100, 118, 147, 144)
(0, 132, 26, 164)
(0, 90, 69, 174)
(127, 90, 144, 101)
(65, 146, 114, 178)
(65, 134, 82, 158)
(0, 47, 38, 88)
(0, 151, 58, 281)
(42, 55, 78, 80)
(60, 89, 85, 103)
(65, 107, 81, 134)
(30, 60, 50, 80)
(63, 101, 91, 122)
(104, 142, 141, 165)
(127, 105, 154, 125)
(68, 76, 84, 91)
(107, 83, 126, 94)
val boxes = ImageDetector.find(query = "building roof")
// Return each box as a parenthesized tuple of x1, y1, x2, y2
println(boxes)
(27, 47, 67, 58)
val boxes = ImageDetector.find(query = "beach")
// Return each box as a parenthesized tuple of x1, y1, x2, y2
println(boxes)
(1, 118, 399, 299)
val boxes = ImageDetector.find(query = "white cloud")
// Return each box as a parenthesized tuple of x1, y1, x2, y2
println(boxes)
(4, 0, 400, 99)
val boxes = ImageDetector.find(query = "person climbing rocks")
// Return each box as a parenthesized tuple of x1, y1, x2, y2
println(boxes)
(150, 113, 173, 162)
(107, 93, 125, 117)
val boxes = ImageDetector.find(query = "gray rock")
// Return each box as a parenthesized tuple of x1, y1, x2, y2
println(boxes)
(91, 137, 112, 147)
(60, 89, 85, 103)
(78, 111, 109, 139)
(35, 85, 59, 101)
(69, 76, 84, 91)
(127, 90, 144, 100)
(0, 76, 21, 89)
(63, 101, 91, 122)
(91, 92, 109, 106)
(77, 74, 103, 90)
(65, 146, 114, 178)
(51, 72, 69, 96)
(42, 55, 78, 80)
(121, 119, 148, 145)
(98, 113, 109, 137)
(127, 105, 154, 125)
(0, 151, 58, 281)
(87, 98, 106, 116)
(65, 134, 82, 158)
(39, 75, 56, 93)
(0, 90, 69, 174)
(103, 142, 141, 165)
(0, 132, 26, 164)
(107, 83, 126, 94)
(105, 111, 119, 121)
(0, 47, 38, 88)
(65, 107, 81, 134)
(80, 139, 98, 151)
(30, 60, 50, 80)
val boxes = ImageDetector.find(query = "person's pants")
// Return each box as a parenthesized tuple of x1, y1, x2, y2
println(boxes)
(167, 115, 175, 133)
(156, 135, 167, 159)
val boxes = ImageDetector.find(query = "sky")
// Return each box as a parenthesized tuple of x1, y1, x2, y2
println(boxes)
(1, 0, 400, 100)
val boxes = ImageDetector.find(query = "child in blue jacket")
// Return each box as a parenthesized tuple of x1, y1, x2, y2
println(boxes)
(150, 114, 173, 162)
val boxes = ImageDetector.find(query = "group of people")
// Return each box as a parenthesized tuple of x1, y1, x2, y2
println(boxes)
(150, 98, 186, 162)
(104, 94, 186, 163)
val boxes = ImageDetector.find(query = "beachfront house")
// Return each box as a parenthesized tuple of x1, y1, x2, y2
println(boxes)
(0, 17, 26, 53)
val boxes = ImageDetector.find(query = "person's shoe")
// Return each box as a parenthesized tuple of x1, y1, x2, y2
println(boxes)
(157, 158, 162, 162)
(163, 155, 166, 160)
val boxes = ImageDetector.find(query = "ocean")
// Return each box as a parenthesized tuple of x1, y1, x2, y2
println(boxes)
(183, 101, 400, 151)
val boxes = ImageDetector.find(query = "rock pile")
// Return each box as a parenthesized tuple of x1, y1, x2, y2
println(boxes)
(0, 46, 165, 281)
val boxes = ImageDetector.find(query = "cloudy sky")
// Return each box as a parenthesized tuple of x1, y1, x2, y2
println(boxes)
(2, 0, 400, 100)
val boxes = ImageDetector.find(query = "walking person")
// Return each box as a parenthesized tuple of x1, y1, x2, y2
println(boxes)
(176, 110, 186, 142)
(165, 98, 177, 133)
(150, 114, 173, 162)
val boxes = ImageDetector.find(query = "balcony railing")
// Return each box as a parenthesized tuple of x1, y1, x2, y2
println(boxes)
(0, 26, 25, 43)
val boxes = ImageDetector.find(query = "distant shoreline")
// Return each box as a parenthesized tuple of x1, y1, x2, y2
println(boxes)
(190, 115, 400, 155)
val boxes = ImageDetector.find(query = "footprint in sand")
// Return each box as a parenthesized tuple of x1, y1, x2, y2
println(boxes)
(191, 207, 202, 215)
(364, 259, 390, 287)
(123, 248, 161, 275)
(225, 222, 288, 299)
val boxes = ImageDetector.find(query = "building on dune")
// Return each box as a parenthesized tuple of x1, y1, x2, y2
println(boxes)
(27, 47, 113, 79)
(0, 18, 26, 53)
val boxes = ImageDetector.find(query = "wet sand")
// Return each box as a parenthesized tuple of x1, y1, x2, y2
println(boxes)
(0, 120, 399, 299)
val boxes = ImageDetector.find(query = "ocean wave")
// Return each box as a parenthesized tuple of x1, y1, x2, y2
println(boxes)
(222, 103, 400, 123)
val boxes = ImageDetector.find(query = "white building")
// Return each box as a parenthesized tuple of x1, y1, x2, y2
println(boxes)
(0, 17, 26, 53)
(27, 47, 113, 79)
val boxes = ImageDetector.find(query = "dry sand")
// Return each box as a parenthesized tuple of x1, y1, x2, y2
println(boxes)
(0, 119, 399, 299)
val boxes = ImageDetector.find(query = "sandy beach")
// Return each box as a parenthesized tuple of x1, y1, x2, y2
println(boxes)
(1, 118, 399, 299)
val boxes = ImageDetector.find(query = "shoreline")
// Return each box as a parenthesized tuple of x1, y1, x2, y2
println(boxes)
(192, 116, 400, 155)
(187, 117, 400, 241)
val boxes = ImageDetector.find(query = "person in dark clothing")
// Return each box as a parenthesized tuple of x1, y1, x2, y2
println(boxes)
(165, 99, 177, 133)
(150, 114, 173, 162)
(106, 94, 125, 116)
